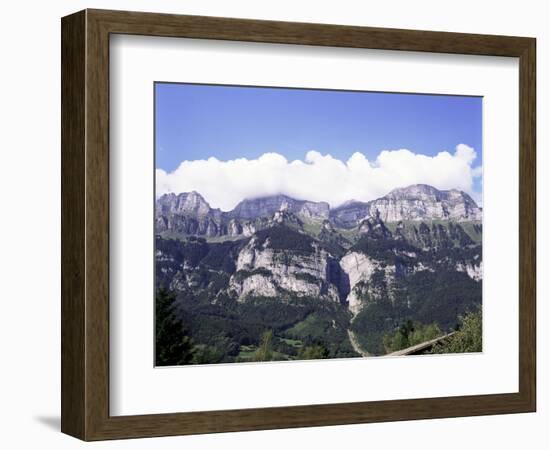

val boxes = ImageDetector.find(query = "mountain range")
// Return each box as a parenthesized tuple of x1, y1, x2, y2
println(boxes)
(155, 184, 482, 364)
(156, 184, 482, 240)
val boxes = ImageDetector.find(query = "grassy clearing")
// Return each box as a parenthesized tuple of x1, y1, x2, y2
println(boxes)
(237, 345, 257, 360)
(280, 337, 304, 348)
(384, 220, 482, 244)
(302, 220, 323, 237)
(286, 314, 319, 336)
(458, 221, 483, 244)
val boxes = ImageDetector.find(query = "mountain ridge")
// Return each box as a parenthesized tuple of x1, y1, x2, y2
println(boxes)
(156, 184, 482, 239)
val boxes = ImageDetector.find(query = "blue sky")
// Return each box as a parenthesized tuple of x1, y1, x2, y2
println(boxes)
(155, 83, 482, 209)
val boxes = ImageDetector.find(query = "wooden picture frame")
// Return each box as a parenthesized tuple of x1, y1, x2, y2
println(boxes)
(61, 9, 536, 441)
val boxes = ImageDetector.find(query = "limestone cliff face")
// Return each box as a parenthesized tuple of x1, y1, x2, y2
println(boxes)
(339, 248, 439, 315)
(339, 252, 381, 314)
(155, 213, 221, 237)
(156, 191, 216, 217)
(368, 184, 482, 223)
(456, 260, 483, 281)
(229, 236, 342, 303)
(330, 184, 482, 228)
(156, 191, 222, 237)
(339, 253, 379, 294)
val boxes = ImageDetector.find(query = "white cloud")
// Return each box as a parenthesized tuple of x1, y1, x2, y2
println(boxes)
(156, 144, 482, 211)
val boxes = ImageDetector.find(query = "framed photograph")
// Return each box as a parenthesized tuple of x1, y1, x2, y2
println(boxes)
(61, 9, 536, 441)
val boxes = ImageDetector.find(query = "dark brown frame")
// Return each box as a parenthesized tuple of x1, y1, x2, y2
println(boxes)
(61, 9, 536, 441)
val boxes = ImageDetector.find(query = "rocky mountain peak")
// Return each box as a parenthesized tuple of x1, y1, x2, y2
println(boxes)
(271, 210, 304, 228)
(387, 184, 443, 199)
(331, 184, 482, 227)
(386, 184, 479, 206)
(231, 195, 329, 221)
(157, 191, 214, 217)
(358, 215, 392, 239)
